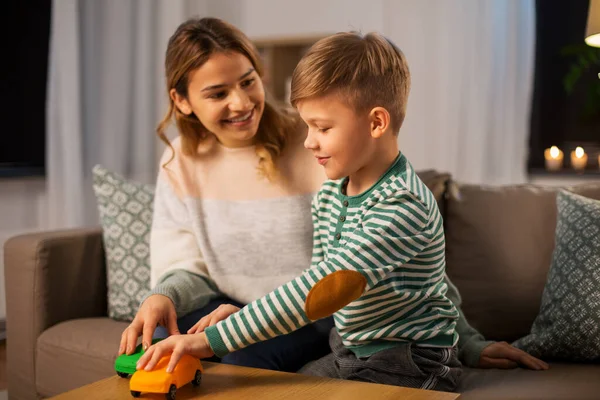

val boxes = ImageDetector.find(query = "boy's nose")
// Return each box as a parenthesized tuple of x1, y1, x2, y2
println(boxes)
(304, 131, 318, 150)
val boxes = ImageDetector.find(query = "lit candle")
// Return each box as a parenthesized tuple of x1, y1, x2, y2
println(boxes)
(544, 146, 563, 171)
(570, 147, 588, 171)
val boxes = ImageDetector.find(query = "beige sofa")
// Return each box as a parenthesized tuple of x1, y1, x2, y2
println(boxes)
(5, 172, 600, 399)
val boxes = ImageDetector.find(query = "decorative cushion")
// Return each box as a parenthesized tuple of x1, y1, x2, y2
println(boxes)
(513, 190, 600, 361)
(444, 182, 600, 342)
(92, 165, 154, 321)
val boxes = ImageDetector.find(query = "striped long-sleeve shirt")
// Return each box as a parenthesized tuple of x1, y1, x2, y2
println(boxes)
(205, 153, 459, 358)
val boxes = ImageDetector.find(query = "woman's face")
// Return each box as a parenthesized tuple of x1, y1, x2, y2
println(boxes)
(171, 51, 265, 148)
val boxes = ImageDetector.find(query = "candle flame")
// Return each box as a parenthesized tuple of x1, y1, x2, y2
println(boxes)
(575, 147, 584, 158)
(550, 146, 559, 158)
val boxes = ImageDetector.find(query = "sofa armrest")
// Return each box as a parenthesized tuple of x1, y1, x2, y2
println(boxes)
(4, 227, 107, 399)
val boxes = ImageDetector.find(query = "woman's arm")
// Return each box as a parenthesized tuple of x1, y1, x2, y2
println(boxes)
(443, 274, 493, 367)
(444, 274, 548, 370)
(148, 270, 218, 317)
(148, 165, 219, 316)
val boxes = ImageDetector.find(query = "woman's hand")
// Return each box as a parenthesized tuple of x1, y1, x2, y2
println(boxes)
(478, 342, 549, 370)
(118, 294, 180, 355)
(136, 332, 215, 373)
(187, 304, 241, 334)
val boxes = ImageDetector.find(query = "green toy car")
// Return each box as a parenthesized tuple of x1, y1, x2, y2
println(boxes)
(115, 338, 163, 378)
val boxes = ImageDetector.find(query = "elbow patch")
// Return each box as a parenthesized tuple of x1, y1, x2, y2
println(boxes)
(305, 270, 367, 320)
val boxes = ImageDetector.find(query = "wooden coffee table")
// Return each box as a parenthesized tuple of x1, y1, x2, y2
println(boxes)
(49, 361, 459, 400)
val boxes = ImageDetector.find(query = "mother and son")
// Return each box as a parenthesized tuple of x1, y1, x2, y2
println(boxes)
(118, 17, 548, 392)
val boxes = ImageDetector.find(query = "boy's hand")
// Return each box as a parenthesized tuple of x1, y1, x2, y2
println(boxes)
(136, 332, 214, 373)
(187, 304, 241, 334)
(479, 342, 549, 370)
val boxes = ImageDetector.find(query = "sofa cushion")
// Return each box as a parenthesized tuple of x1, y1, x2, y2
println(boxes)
(36, 317, 129, 397)
(513, 191, 600, 361)
(92, 165, 154, 321)
(459, 363, 600, 400)
(445, 182, 600, 342)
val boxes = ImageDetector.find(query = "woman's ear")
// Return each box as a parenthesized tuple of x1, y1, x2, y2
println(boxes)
(369, 107, 391, 139)
(170, 88, 193, 115)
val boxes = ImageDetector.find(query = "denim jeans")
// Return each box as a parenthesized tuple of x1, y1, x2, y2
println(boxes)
(299, 328, 462, 392)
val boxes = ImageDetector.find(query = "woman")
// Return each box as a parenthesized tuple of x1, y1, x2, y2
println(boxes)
(118, 17, 548, 373)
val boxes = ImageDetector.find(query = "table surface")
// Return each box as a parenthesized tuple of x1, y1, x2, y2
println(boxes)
(49, 361, 460, 400)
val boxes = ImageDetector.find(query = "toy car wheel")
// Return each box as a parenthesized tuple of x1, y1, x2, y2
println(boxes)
(192, 370, 202, 386)
(166, 384, 177, 400)
(130, 390, 141, 397)
(117, 372, 129, 378)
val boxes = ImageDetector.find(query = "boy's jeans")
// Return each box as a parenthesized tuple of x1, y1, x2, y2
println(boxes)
(300, 328, 462, 392)
(154, 296, 334, 372)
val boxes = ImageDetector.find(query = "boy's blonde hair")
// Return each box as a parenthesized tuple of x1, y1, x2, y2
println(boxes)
(290, 32, 410, 133)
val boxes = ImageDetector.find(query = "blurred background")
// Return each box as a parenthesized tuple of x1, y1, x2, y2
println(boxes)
(0, 0, 599, 332)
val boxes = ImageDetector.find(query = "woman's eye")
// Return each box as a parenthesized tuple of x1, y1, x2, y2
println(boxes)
(209, 91, 226, 99)
(241, 78, 255, 88)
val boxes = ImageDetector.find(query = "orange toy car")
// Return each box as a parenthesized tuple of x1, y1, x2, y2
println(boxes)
(129, 354, 203, 400)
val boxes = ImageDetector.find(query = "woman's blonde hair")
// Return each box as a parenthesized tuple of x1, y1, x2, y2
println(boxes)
(157, 17, 297, 181)
(291, 32, 410, 134)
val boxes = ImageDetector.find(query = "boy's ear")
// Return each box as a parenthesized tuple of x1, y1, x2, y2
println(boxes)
(369, 107, 390, 139)
(170, 89, 193, 115)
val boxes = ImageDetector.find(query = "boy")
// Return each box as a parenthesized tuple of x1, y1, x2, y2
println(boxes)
(138, 31, 461, 391)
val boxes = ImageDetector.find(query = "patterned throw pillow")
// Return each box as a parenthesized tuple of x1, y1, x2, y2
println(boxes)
(92, 165, 154, 321)
(513, 190, 600, 361)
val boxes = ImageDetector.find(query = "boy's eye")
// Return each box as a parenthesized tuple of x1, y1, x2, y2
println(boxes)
(318, 127, 330, 133)
(241, 78, 255, 88)
(208, 91, 226, 100)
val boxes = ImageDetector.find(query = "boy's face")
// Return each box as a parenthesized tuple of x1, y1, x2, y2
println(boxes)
(298, 93, 374, 180)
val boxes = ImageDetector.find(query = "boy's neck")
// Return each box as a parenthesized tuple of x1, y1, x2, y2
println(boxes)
(346, 141, 400, 196)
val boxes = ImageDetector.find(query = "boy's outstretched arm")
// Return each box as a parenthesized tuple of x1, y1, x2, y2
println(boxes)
(203, 190, 438, 358)
(136, 332, 214, 372)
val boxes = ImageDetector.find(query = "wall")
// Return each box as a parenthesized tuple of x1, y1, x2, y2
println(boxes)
(188, 0, 385, 39)
(242, 0, 385, 39)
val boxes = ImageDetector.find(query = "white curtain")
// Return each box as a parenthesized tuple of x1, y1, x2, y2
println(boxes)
(385, 0, 535, 185)
(46, 0, 188, 228)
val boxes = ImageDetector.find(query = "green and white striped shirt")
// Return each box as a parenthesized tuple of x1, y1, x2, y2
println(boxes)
(205, 153, 459, 358)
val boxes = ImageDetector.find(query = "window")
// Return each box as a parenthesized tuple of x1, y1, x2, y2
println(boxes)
(1, 1, 51, 177)
(529, 0, 600, 173)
